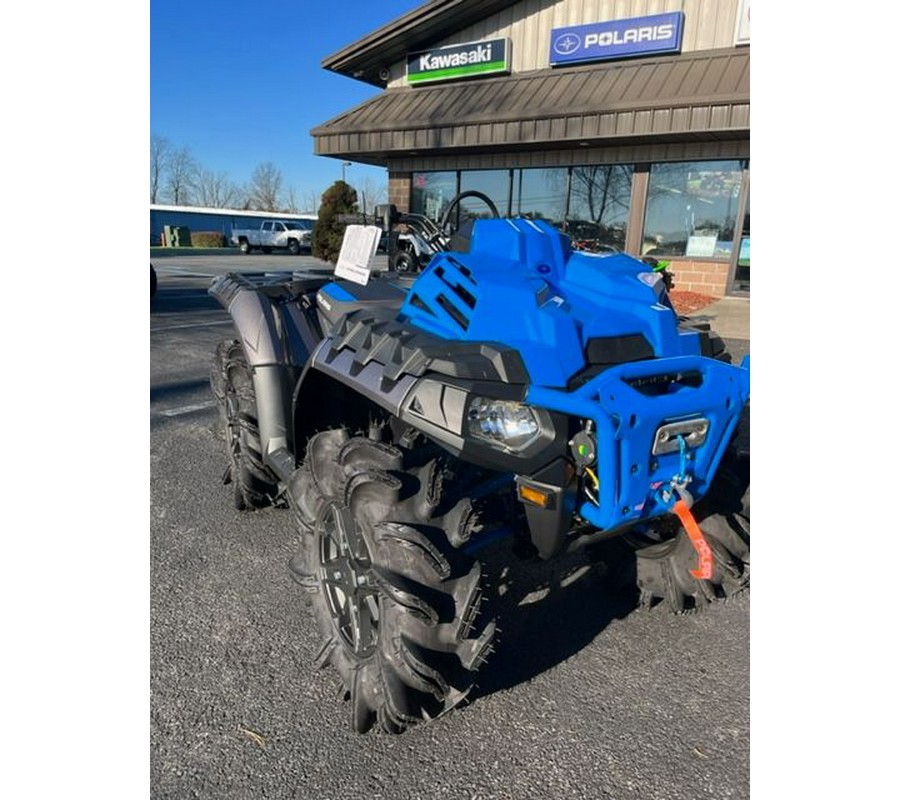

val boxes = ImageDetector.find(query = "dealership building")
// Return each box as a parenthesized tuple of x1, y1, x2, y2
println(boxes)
(313, 0, 750, 297)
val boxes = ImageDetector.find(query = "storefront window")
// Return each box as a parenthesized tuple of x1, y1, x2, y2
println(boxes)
(565, 164, 633, 250)
(735, 187, 750, 291)
(411, 171, 458, 223)
(459, 170, 511, 225)
(512, 168, 568, 226)
(643, 160, 743, 258)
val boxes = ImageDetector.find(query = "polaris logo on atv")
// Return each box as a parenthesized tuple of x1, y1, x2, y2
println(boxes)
(550, 13, 684, 65)
(408, 38, 510, 85)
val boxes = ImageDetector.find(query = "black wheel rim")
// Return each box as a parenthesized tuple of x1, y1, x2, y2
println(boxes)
(318, 503, 379, 657)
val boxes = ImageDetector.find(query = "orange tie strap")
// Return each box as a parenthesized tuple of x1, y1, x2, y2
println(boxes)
(672, 499, 713, 580)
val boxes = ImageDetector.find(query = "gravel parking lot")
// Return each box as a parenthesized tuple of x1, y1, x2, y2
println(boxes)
(151, 259, 750, 799)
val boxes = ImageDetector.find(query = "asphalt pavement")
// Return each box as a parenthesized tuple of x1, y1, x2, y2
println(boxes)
(150, 260, 750, 799)
(687, 297, 749, 342)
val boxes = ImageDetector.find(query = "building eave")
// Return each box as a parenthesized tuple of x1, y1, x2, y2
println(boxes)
(321, 0, 520, 87)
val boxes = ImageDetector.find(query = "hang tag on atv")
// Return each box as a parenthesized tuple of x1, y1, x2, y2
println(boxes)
(336, 225, 381, 286)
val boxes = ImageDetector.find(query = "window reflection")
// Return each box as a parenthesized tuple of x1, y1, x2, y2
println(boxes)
(459, 170, 511, 226)
(512, 168, 567, 225)
(565, 164, 633, 251)
(643, 160, 742, 258)
(410, 161, 746, 264)
(411, 171, 457, 223)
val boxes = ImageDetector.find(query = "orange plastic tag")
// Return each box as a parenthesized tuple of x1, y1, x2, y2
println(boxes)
(672, 499, 713, 580)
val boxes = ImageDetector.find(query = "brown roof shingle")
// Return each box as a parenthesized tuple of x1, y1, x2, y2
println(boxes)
(312, 48, 750, 165)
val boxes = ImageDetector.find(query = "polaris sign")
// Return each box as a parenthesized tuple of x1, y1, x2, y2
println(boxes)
(408, 38, 510, 85)
(549, 12, 684, 65)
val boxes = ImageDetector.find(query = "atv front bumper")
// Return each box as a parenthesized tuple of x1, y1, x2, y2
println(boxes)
(526, 354, 750, 536)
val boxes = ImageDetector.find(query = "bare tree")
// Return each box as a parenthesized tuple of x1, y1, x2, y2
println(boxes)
(195, 167, 241, 208)
(165, 146, 198, 206)
(284, 186, 300, 214)
(569, 165, 632, 224)
(358, 176, 388, 216)
(150, 134, 172, 204)
(248, 162, 283, 211)
(304, 189, 323, 214)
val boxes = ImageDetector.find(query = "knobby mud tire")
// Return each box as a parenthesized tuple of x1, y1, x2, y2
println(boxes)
(287, 428, 496, 734)
(210, 339, 281, 511)
(635, 453, 749, 614)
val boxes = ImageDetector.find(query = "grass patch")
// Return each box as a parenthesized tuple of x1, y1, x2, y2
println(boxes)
(150, 246, 240, 257)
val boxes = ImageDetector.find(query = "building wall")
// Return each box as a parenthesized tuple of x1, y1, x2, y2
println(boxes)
(388, 173, 412, 213)
(387, 0, 742, 86)
(667, 258, 731, 296)
(387, 138, 749, 173)
(149, 206, 317, 245)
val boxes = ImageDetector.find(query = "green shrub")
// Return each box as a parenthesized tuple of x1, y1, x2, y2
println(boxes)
(192, 231, 226, 248)
(312, 180, 358, 264)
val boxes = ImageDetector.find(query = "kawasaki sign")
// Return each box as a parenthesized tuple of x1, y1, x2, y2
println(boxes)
(407, 38, 510, 85)
(550, 12, 684, 65)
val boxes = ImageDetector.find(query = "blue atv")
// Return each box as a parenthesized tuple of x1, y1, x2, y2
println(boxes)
(209, 198, 750, 734)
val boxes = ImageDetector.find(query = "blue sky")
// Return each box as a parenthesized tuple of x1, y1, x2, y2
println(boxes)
(151, 0, 424, 207)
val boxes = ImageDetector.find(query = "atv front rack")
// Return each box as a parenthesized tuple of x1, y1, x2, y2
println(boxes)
(527, 354, 750, 532)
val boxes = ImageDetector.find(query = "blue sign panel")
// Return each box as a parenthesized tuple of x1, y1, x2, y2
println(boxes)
(550, 12, 685, 65)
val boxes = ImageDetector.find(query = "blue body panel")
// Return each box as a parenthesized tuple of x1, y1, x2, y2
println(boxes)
(397, 219, 705, 388)
(324, 282, 358, 302)
(328, 219, 750, 532)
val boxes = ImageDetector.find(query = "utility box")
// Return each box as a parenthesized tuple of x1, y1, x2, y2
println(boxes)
(162, 225, 192, 247)
(173, 226, 192, 247)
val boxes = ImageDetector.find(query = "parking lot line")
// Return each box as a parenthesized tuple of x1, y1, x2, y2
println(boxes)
(156, 400, 217, 417)
(151, 320, 233, 333)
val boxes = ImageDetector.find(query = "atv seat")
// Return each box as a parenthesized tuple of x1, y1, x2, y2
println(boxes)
(316, 279, 406, 334)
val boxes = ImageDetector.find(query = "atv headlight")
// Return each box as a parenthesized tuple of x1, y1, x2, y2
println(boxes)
(466, 398, 542, 452)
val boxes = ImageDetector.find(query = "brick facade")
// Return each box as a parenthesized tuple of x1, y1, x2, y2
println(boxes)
(666, 259, 731, 298)
(388, 173, 411, 213)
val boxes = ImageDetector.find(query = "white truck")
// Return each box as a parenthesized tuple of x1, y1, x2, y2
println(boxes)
(230, 218, 314, 255)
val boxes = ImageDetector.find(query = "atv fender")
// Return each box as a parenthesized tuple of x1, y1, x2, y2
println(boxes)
(293, 306, 569, 476)
(209, 273, 327, 480)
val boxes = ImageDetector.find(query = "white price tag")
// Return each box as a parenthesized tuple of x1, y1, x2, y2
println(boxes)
(335, 225, 381, 286)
